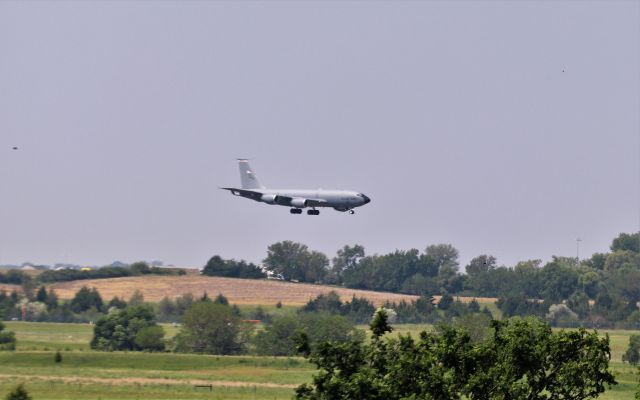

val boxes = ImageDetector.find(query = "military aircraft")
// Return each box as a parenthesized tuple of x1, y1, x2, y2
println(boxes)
(221, 159, 371, 215)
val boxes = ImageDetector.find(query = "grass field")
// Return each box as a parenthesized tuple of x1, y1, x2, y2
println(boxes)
(2, 321, 639, 399)
(46, 275, 499, 307)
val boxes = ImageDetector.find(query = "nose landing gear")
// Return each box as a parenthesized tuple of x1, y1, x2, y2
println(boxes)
(348, 210, 355, 215)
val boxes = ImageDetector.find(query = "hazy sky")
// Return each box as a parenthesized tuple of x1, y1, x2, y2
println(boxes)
(1, 1, 638, 269)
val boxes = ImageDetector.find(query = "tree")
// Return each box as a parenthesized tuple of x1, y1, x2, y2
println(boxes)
(611, 232, 640, 253)
(128, 290, 145, 307)
(623, 334, 640, 365)
(254, 315, 301, 356)
(370, 308, 392, 338)
(130, 261, 151, 275)
(295, 317, 616, 400)
(134, 325, 166, 352)
(0, 315, 16, 350)
(35, 286, 48, 303)
(202, 256, 266, 279)
(4, 384, 31, 400)
(425, 244, 459, 271)
(70, 286, 103, 313)
(176, 302, 241, 354)
(263, 241, 328, 282)
(54, 350, 62, 363)
(465, 254, 497, 276)
(90, 305, 159, 351)
(255, 313, 362, 356)
(331, 245, 365, 282)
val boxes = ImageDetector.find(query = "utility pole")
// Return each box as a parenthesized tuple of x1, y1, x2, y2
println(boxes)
(576, 238, 582, 266)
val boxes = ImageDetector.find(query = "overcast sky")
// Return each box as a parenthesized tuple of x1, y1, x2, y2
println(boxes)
(1, 1, 638, 269)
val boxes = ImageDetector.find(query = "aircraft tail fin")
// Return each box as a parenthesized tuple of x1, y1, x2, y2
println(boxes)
(238, 159, 265, 189)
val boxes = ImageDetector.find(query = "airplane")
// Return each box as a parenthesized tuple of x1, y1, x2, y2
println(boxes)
(221, 159, 371, 215)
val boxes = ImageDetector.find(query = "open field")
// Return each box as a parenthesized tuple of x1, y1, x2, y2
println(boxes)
(47, 275, 498, 306)
(0, 283, 20, 293)
(2, 321, 639, 399)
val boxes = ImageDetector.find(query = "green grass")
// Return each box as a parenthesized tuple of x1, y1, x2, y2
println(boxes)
(0, 378, 294, 400)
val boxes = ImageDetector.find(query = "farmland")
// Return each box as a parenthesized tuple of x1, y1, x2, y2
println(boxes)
(45, 275, 500, 306)
(1, 321, 639, 399)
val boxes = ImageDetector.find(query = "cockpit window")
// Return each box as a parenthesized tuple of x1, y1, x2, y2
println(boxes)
(357, 193, 364, 197)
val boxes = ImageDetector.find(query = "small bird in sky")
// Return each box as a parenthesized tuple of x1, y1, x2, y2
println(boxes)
(12, 146, 18, 150)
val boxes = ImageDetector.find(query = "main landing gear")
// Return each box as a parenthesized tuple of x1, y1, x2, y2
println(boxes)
(290, 208, 320, 215)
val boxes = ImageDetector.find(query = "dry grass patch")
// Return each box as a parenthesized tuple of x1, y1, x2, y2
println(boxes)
(49, 275, 496, 306)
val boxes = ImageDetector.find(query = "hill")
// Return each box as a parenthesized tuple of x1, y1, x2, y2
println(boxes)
(47, 275, 497, 306)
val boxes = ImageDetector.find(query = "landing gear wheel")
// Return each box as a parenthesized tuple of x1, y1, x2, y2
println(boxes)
(307, 209, 320, 215)
(290, 208, 303, 214)
(348, 210, 355, 215)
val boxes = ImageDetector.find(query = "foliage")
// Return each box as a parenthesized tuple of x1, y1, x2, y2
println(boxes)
(90, 305, 161, 351)
(254, 312, 363, 356)
(37, 263, 183, 284)
(263, 241, 329, 282)
(134, 325, 166, 352)
(0, 270, 30, 285)
(70, 286, 103, 313)
(4, 384, 31, 400)
(174, 302, 243, 355)
(202, 255, 266, 279)
(295, 317, 616, 400)
(623, 334, 640, 365)
(611, 232, 640, 253)
(0, 317, 16, 351)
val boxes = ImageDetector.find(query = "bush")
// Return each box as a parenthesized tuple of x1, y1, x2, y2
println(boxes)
(5, 384, 31, 400)
(134, 325, 166, 352)
(0, 319, 16, 351)
(90, 305, 159, 351)
(623, 334, 640, 365)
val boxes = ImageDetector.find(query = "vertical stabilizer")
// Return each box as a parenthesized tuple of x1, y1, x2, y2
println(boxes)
(238, 159, 265, 189)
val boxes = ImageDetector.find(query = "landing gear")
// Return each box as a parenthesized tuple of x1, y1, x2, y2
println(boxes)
(290, 208, 303, 214)
(348, 210, 355, 215)
(307, 209, 320, 215)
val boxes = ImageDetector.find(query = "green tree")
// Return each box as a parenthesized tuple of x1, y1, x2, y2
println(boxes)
(263, 241, 328, 282)
(255, 313, 362, 356)
(130, 261, 151, 275)
(611, 232, 640, 253)
(0, 315, 16, 350)
(331, 245, 365, 282)
(176, 302, 241, 354)
(128, 290, 145, 307)
(54, 350, 62, 363)
(134, 325, 165, 352)
(465, 254, 497, 276)
(90, 305, 158, 351)
(623, 334, 640, 365)
(202, 256, 265, 279)
(70, 286, 103, 313)
(295, 317, 616, 400)
(4, 384, 31, 400)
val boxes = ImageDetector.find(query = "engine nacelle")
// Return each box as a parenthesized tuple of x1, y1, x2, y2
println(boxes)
(290, 198, 308, 208)
(261, 194, 279, 204)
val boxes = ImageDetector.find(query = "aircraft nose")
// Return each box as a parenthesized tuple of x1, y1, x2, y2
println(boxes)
(362, 194, 371, 204)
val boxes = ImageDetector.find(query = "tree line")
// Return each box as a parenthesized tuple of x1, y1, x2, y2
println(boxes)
(203, 232, 640, 328)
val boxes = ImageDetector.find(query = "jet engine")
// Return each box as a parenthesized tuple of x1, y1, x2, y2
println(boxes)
(260, 194, 280, 204)
(290, 198, 308, 208)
